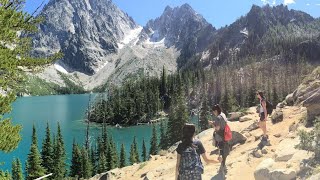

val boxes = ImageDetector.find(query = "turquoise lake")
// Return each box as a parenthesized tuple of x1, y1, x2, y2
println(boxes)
(0, 94, 199, 172)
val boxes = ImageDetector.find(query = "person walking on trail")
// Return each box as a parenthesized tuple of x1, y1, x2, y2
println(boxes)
(209, 104, 230, 175)
(176, 123, 220, 180)
(256, 90, 268, 142)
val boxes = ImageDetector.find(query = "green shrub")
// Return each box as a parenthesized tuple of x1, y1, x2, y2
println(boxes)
(296, 117, 320, 160)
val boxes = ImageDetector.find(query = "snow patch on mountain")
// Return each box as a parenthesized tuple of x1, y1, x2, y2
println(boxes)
(118, 26, 143, 49)
(84, 0, 92, 10)
(54, 63, 68, 74)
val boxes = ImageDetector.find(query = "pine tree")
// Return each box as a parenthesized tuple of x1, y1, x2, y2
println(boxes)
(11, 158, 17, 180)
(247, 87, 257, 107)
(97, 151, 107, 173)
(106, 137, 118, 170)
(70, 141, 82, 178)
(167, 86, 189, 145)
(12, 158, 23, 180)
(119, 144, 126, 168)
(26, 125, 45, 180)
(133, 136, 140, 163)
(102, 123, 108, 154)
(159, 121, 168, 150)
(52, 123, 66, 179)
(142, 139, 147, 162)
(90, 147, 96, 175)
(0, 170, 12, 180)
(200, 90, 210, 131)
(0, 0, 58, 153)
(272, 87, 279, 108)
(41, 123, 53, 174)
(111, 140, 119, 168)
(129, 141, 137, 165)
(81, 147, 92, 179)
(149, 125, 158, 155)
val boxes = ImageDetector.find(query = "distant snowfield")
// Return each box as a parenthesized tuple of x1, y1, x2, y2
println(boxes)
(37, 26, 179, 91)
(145, 37, 166, 48)
(118, 26, 143, 49)
(54, 63, 68, 74)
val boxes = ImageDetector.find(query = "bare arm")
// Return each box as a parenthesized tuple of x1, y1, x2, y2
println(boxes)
(201, 153, 219, 164)
(176, 154, 181, 180)
(262, 101, 267, 120)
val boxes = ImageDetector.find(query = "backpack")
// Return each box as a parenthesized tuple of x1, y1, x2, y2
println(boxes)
(224, 124, 232, 141)
(218, 115, 232, 142)
(179, 145, 204, 174)
(266, 100, 273, 115)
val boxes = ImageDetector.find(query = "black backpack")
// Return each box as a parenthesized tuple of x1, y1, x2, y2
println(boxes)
(266, 100, 273, 115)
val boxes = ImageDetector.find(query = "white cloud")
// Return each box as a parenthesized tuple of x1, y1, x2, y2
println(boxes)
(316, 4, 320, 6)
(261, 0, 277, 5)
(284, 0, 295, 5)
(306, 3, 310, 6)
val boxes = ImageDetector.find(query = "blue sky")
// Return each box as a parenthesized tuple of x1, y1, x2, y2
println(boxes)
(25, 0, 320, 28)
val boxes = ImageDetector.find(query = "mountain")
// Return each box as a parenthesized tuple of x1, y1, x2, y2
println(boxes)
(31, 0, 138, 75)
(203, 4, 320, 66)
(31, 2, 320, 91)
(138, 4, 215, 52)
(33, 2, 216, 89)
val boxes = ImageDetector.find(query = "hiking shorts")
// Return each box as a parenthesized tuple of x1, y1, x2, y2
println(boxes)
(218, 141, 230, 157)
(259, 112, 266, 121)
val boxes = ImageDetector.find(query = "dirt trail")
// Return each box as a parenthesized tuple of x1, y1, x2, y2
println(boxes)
(91, 106, 307, 180)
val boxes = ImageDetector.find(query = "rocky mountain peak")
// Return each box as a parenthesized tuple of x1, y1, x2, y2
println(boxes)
(32, 0, 138, 75)
(140, 3, 215, 52)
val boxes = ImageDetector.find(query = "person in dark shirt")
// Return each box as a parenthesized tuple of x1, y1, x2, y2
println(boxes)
(176, 124, 220, 180)
(209, 104, 230, 174)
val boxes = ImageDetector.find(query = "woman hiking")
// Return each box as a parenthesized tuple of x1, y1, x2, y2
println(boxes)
(176, 123, 220, 180)
(209, 104, 230, 175)
(256, 90, 268, 142)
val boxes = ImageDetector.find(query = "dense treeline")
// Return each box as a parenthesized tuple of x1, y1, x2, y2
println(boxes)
(1, 121, 179, 179)
(90, 53, 313, 127)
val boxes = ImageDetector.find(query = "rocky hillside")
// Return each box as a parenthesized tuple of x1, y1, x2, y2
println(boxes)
(34, 2, 216, 90)
(31, 2, 320, 92)
(285, 66, 320, 126)
(87, 66, 320, 180)
(201, 4, 320, 67)
(31, 0, 138, 75)
(88, 106, 314, 180)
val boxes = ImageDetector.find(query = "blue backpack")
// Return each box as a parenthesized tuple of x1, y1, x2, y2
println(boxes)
(179, 145, 204, 175)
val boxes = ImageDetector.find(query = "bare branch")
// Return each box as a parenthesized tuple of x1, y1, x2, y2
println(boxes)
(24, 0, 46, 23)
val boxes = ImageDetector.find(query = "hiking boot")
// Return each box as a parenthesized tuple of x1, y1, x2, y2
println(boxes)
(261, 135, 269, 142)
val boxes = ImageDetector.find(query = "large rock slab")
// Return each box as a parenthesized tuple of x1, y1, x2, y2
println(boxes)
(229, 112, 244, 121)
(229, 131, 247, 148)
(271, 110, 284, 124)
(285, 93, 294, 106)
(308, 173, 320, 180)
(143, 172, 155, 180)
(254, 158, 275, 180)
(242, 122, 260, 132)
(254, 158, 297, 180)
(270, 169, 297, 180)
(303, 88, 320, 126)
(239, 116, 253, 122)
(289, 67, 320, 126)
(275, 138, 299, 162)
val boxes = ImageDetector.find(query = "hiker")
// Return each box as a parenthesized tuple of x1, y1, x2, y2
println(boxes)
(176, 123, 220, 180)
(256, 90, 268, 142)
(209, 104, 230, 174)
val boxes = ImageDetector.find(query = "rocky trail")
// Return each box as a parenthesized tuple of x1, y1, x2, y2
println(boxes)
(89, 105, 314, 180)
